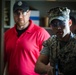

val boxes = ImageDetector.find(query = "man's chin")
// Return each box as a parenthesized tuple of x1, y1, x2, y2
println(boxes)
(17, 23, 24, 26)
(56, 34, 63, 39)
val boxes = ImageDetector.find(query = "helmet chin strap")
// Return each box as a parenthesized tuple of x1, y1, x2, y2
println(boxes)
(62, 20, 70, 37)
(62, 28, 70, 37)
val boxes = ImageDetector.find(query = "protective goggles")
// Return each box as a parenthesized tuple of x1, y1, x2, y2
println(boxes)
(14, 10, 29, 16)
(50, 19, 66, 27)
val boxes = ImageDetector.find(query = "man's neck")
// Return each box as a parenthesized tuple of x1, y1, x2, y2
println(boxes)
(58, 33, 71, 42)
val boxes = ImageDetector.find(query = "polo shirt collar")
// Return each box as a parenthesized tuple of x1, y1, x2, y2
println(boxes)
(25, 20, 34, 33)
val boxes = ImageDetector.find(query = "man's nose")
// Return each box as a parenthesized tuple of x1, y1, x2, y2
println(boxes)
(18, 13, 23, 18)
(57, 26, 61, 29)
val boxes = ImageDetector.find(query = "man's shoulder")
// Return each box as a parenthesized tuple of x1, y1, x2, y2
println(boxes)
(34, 25, 50, 35)
(4, 27, 15, 35)
(34, 25, 46, 31)
(43, 35, 56, 46)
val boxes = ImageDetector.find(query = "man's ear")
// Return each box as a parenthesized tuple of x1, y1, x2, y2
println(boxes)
(69, 19, 72, 26)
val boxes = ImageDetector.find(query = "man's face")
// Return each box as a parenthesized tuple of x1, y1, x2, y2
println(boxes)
(50, 19, 70, 38)
(13, 9, 30, 27)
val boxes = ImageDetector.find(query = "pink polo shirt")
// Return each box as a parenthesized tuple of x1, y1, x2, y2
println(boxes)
(4, 20, 50, 75)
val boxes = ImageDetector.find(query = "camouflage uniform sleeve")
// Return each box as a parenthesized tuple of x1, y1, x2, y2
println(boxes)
(40, 39, 50, 56)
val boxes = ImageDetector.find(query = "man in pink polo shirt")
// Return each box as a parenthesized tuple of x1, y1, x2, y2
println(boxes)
(4, 1, 50, 75)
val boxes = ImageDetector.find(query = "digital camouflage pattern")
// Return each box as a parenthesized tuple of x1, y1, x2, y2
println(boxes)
(48, 7, 70, 24)
(41, 34, 76, 75)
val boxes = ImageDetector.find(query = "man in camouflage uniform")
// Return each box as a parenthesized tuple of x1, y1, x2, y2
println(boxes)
(34, 7, 76, 75)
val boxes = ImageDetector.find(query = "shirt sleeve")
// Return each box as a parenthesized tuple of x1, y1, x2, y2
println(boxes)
(40, 46, 50, 56)
(40, 40, 50, 56)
